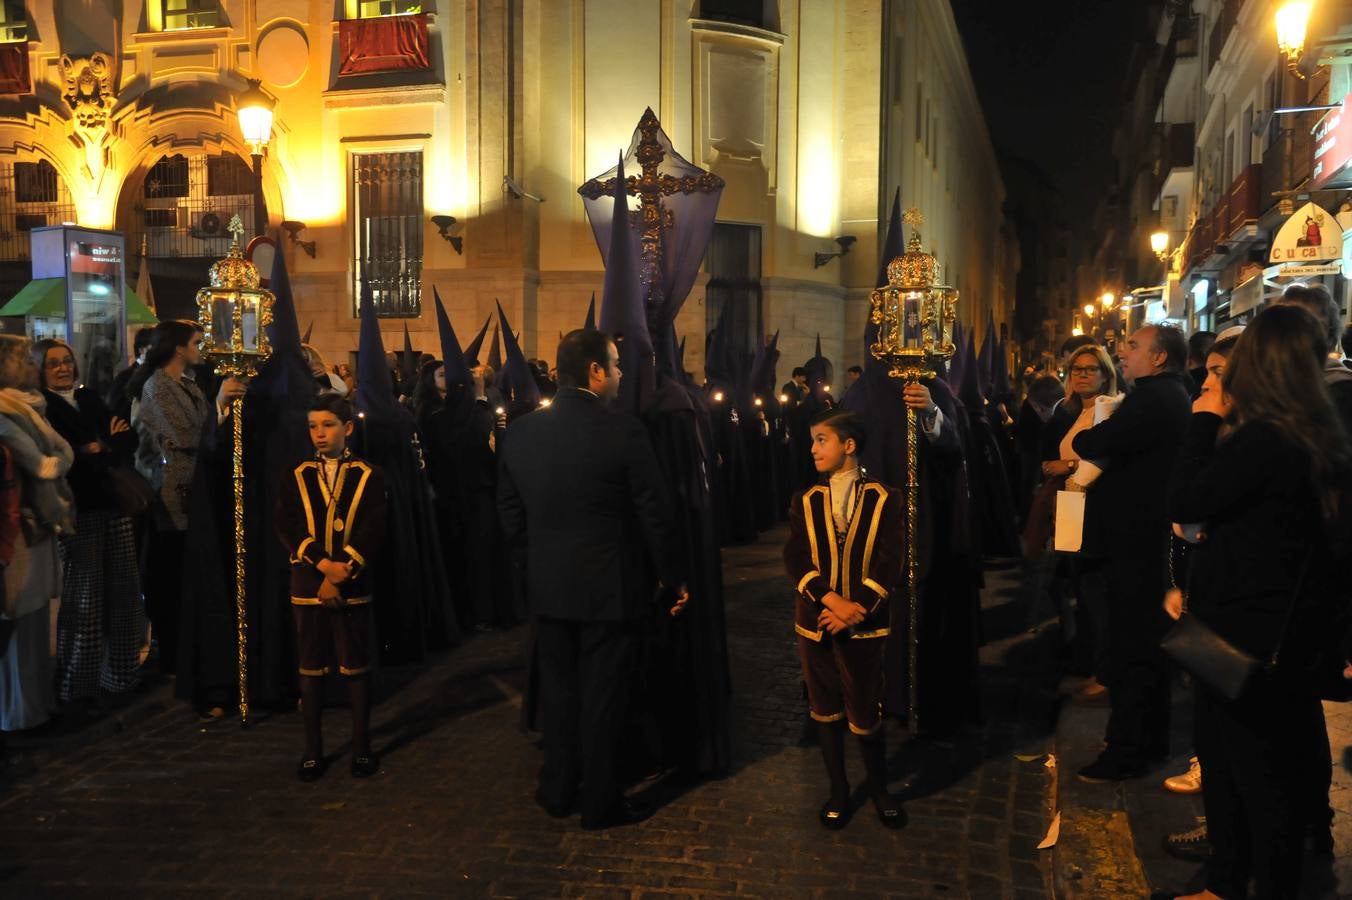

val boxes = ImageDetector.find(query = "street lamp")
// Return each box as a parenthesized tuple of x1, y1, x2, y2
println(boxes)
(1083, 302, 1096, 317)
(236, 79, 275, 238)
(1150, 230, 1170, 261)
(1276, 1, 1314, 73)
(1100, 292, 1115, 308)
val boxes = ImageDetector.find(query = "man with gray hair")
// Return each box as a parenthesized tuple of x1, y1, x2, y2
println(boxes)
(1068, 324, 1193, 782)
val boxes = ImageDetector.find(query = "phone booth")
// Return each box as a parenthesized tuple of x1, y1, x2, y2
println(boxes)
(0, 225, 157, 401)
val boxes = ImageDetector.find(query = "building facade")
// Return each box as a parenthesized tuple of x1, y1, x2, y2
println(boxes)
(1148, 0, 1352, 336)
(0, 0, 1013, 377)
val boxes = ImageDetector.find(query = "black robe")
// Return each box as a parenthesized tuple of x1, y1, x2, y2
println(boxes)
(843, 375, 982, 735)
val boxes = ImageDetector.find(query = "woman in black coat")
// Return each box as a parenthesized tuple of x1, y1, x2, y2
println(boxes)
(1166, 305, 1351, 899)
(36, 339, 143, 704)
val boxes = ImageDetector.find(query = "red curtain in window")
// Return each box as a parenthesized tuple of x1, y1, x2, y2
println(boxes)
(0, 42, 30, 95)
(338, 14, 430, 76)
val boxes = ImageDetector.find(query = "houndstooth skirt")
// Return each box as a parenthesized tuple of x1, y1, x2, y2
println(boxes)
(55, 509, 144, 701)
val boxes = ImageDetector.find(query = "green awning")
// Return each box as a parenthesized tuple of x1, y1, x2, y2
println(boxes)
(0, 277, 158, 325)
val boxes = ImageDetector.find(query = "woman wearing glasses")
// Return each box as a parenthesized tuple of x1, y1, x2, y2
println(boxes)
(1041, 344, 1120, 701)
(36, 339, 143, 707)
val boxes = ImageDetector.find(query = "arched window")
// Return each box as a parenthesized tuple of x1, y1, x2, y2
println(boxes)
(136, 152, 261, 257)
(0, 159, 76, 260)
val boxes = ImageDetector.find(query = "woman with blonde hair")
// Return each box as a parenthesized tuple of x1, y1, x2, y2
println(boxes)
(1031, 343, 1120, 700)
(0, 335, 74, 731)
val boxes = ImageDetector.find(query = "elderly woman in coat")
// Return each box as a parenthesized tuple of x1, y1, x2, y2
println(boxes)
(0, 334, 74, 731)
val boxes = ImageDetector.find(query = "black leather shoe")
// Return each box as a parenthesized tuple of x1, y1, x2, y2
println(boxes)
(818, 798, 851, 830)
(1076, 754, 1147, 783)
(535, 789, 575, 819)
(870, 793, 904, 829)
(580, 798, 652, 830)
(350, 752, 379, 778)
(296, 756, 325, 782)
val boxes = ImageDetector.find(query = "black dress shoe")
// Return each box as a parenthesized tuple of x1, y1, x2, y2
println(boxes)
(535, 789, 574, 819)
(297, 756, 325, 782)
(1076, 753, 1147, 783)
(580, 798, 652, 830)
(350, 752, 379, 778)
(870, 792, 904, 830)
(818, 798, 851, 830)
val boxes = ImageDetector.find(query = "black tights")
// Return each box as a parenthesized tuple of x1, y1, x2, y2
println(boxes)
(300, 674, 372, 759)
(816, 721, 893, 807)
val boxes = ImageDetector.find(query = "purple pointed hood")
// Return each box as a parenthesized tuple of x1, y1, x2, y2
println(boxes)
(463, 314, 492, 367)
(495, 300, 541, 406)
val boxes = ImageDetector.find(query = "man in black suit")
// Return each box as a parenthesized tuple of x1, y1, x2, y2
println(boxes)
(1069, 324, 1192, 781)
(498, 329, 687, 829)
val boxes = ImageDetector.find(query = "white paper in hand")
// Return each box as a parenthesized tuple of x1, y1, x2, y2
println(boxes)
(1053, 490, 1085, 553)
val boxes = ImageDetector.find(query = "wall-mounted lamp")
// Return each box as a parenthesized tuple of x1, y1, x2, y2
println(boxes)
(430, 215, 464, 254)
(813, 235, 857, 269)
(1150, 230, 1170, 261)
(280, 220, 316, 258)
(1276, 1, 1314, 75)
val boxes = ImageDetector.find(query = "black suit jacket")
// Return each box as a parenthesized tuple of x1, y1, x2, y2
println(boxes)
(497, 389, 680, 622)
(1072, 372, 1192, 556)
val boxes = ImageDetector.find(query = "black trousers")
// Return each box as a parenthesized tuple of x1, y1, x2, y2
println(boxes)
(1103, 547, 1172, 763)
(142, 528, 186, 675)
(535, 616, 639, 822)
(1196, 677, 1327, 899)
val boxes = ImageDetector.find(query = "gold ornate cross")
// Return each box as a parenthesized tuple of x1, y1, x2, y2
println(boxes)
(579, 108, 725, 307)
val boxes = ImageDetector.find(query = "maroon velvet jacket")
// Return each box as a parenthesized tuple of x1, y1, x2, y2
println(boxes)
(784, 474, 903, 641)
(277, 454, 386, 605)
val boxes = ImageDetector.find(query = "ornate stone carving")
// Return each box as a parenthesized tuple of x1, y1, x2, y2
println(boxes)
(58, 52, 116, 179)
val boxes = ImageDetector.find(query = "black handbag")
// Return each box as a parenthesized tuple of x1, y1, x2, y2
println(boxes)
(1160, 549, 1311, 703)
(107, 465, 158, 519)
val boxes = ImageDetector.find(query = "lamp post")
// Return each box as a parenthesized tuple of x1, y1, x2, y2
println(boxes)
(236, 79, 275, 238)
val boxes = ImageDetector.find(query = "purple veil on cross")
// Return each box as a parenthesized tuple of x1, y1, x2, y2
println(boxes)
(578, 108, 724, 400)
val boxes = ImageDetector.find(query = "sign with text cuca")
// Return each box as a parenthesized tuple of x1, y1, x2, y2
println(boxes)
(1269, 202, 1343, 264)
(1313, 91, 1352, 190)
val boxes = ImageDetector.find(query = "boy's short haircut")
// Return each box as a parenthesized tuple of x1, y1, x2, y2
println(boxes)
(791, 367, 807, 379)
(309, 393, 354, 423)
(809, 408, 867, 454)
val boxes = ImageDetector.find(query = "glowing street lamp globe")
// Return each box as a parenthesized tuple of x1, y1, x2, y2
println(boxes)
(1083, 302, 1096, 317)
(1101, 292, 1116, 308)
(1150, 230, 1170, 258)
(1276, 1, 1313, 65)
(236, 79, 275, 154)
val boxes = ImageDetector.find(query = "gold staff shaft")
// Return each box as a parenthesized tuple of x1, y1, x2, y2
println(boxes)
(905, 402, 920, 737)
(233, 395, 248, 727)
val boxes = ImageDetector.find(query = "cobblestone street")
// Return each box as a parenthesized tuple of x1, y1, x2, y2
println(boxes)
(0, 528, 1059, 898)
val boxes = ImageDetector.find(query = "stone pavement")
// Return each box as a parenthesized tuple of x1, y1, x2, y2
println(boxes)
(0, 528, 1059, 898)
(1053, 672, 1352, 898)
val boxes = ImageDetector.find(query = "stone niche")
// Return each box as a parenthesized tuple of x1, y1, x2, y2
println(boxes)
(691, 19, 781, 193)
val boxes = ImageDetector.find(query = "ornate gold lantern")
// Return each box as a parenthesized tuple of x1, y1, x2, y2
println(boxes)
(868, 207, 958, 735)
(195, 215, 275, 726)
(195, 216, 275, 378)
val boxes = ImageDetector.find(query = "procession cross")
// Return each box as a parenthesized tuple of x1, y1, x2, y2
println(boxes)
(579, 108, 725, 309)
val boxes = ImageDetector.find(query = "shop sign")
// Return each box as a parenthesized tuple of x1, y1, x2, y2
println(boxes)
(1313, 91, 1352, 190)
(1269, 202, 1343, 263)
(1281, 262, 1342, 276)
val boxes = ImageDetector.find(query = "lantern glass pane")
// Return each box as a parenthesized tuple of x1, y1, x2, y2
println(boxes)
(903, 293, 922, 349)
(241, 296, 260, 352)
(212, 296, 234, 347)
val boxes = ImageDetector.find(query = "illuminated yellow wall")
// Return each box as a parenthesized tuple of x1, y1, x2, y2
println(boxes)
(0, 0, 1011, 374)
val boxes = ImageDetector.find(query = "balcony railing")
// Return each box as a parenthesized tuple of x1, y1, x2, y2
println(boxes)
(1228, 163, 1262, 235)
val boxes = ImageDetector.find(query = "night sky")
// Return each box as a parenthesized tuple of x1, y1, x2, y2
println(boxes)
(949, 0, 1148, 223)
